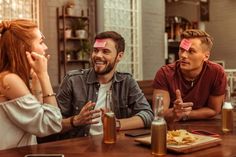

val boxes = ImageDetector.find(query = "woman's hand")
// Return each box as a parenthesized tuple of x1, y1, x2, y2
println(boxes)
(26, 51, 49, 77)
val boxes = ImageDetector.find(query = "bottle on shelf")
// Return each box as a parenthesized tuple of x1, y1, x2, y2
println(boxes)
(222, 86, 234, 133)
(103, 90, 116, 144)
(151, 95, 167, 155)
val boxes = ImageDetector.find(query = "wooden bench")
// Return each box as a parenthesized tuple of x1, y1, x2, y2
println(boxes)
(137, 80, 154, 106)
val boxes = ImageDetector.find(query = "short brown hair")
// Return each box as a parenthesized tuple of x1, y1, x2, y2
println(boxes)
(181, 29, 213, 51)
(95, 31, 125, 53)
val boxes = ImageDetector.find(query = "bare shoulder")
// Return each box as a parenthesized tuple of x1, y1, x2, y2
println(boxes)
(0, 72, 30, 99)
(2, 72, 25, 85)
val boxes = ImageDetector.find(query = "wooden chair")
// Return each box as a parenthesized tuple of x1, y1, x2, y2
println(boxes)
(137, 80, 154, 106)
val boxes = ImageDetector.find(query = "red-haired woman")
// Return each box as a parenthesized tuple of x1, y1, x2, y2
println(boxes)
(0, 19, 62, 150)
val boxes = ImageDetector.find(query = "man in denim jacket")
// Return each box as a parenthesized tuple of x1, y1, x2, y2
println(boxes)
(57, 31, 153, 139)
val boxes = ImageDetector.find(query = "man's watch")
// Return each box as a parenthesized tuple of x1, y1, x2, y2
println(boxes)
(116, 119, 121, 131)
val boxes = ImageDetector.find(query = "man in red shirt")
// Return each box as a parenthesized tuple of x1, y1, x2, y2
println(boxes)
(153, 29, 227, 122)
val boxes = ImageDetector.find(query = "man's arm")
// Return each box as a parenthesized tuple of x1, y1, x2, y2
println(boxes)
(188, 94, 224, 120)
(188, 63, 227, 120)
(153, 89, 193, 122)
(117, 77, 154, 130)
(119, 116, 144, 131)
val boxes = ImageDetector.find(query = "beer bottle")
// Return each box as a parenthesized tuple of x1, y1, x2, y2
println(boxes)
(103, 90, 116, 144)
(222, 86, 234, 133)
(151, 95, 167, 155)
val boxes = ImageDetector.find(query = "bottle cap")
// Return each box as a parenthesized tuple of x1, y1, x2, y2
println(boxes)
(105, 112, 115, 117)
(223, 102, 233, 109)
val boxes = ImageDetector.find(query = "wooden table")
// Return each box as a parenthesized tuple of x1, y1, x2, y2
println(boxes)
(1, 116, 236, 157)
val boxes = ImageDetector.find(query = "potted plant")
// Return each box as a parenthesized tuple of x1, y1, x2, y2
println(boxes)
(65, 0, 75, 15)
(64, 28, 72, 38)
(72, 18, 88, 39)
(76, 40, 91, 60)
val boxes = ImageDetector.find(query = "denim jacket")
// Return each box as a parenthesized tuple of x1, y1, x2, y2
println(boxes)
(57, 69, 154, 139)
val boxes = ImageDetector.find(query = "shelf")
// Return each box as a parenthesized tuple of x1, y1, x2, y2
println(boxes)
(59, 15, 89, 20)
(57, 5, 92, 83)
(65, 37, 88, 40)
(59, 37, 88, 41)
(168, 41, 180, 48)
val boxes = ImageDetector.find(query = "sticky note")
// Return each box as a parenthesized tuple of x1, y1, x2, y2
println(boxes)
(94, 39, 106, 48)
(180, 39, 192, 51)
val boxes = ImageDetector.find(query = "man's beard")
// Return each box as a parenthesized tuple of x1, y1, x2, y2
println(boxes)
(92, 60, 116, 75)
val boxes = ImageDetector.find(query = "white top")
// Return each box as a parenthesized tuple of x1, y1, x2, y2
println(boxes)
(89, 82, 112, 135)
(0, 94, 62, 150)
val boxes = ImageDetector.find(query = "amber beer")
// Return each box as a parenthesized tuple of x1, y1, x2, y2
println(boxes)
(151, 95, 167, 155)
(103, 112, 116, 144)
(222, 102, 234, 133)
(222, 86, 234, 133)
(151, 119, 167, 155)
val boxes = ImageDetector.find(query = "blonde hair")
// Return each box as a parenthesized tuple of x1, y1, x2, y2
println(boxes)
(181, 29, 213, 51)
(0, 19, 38, 89)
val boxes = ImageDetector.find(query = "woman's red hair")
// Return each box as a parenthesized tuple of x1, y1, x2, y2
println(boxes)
(0, 19, 38, 89)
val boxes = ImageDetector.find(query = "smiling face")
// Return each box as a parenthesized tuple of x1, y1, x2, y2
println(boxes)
(91, 38, 123, 75)
(31, 28, 48, 56)
(178, 38, 210, 74)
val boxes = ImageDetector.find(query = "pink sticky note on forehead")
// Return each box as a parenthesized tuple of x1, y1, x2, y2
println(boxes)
(180, 39, 192, 51)
(94, 39, 107, 48)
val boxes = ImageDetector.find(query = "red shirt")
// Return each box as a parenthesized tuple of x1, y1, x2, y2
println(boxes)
(153, 61, 227, 109)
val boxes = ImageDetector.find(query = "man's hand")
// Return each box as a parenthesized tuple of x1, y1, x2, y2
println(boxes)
(72, 101, 100, 126)
(173, 89, 193, 121)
